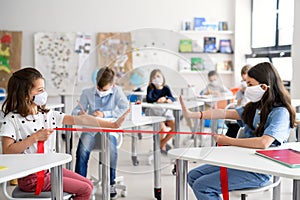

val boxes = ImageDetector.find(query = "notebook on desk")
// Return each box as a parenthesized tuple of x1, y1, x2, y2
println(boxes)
(255, 148, 300, 168)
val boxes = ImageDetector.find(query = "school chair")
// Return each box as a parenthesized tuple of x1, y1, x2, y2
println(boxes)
(90, 133, 127, 199)
(1, 181, 73, 200)
(230, 128, 281, 200)
(0, 87, 6, 102)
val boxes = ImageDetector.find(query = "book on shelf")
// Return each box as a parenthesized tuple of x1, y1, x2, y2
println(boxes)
(179, 39, 193, 52)
(219, 39, 233, 53)
(191, 57, 203, 71)
(203, 37, 217, 53)
(193, 17, 206, 31)
(255, 148, 300, 168)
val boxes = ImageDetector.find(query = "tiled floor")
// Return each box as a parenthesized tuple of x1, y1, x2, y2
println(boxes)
(1, 122, 295, 200)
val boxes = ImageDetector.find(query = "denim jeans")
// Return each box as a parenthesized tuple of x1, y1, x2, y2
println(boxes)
(187, 164, 271, 200)
(75, 132, 118, 185)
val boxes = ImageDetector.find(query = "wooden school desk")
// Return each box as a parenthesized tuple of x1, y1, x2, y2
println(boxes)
(0, 153, 72, 200)
(168, 142, 300, 200)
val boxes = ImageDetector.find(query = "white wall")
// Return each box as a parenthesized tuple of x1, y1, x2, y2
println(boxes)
(291, 0, 300, 98)
(1, 0, 243, 113)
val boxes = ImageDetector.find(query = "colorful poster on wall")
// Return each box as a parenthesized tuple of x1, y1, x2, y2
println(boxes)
(97, 32, 133, 84)
(0, 31, 22, 89)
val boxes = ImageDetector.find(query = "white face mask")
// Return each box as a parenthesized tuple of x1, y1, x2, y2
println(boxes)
(152, 77, 163, 87)
(33, 91, 48, 106)
(244, 84, 267, 103)
(241, 81, 247, 88)
(97, 88, 112, 97)
(210, 80, 219, 86)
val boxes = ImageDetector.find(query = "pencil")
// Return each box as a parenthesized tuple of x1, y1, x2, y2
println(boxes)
(77, 100, 85, 113)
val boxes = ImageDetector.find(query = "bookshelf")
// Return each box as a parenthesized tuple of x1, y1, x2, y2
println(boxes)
(178, 30, 235, 73)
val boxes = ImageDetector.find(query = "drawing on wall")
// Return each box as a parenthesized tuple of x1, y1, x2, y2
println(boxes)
(34, 32, 79, 95)
(0, 31, 22, 89)
(97, 32, 133, 83)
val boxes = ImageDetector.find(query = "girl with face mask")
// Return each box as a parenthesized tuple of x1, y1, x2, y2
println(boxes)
(0, 67, 129, 200)
(146, 69, 176, 153)
(180, 62, 295, 200)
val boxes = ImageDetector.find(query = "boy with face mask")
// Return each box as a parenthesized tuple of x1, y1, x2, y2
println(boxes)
(200, 70, 232, 96)
(72, 67, 129, 199)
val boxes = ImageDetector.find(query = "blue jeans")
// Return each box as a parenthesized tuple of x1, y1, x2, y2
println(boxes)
(75, 132, 118, 185)
(187, 164, 271, 200)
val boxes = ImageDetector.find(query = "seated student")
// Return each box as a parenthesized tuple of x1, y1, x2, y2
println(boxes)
(0, 67, 129, 200)
(225, 64, 252, 138)
(72, 67, 129, 199)
(236, 64, 252, 107)
(146, 69, 175, 154)
(200, 70, 233, 97)
(180, 62, 295, 200)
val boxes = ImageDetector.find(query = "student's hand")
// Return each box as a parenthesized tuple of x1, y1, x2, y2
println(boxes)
(78, 111, 87, 115)
(93, 111, 104, 118)
(34, 128, 54, 142)
(157, 97, 167, 103)
(113, 109, 130, 128)
(213, 134, 230, 145)
(166, 99, 173, 103)
(211, 91, 221, 96)
(179, 96, 192, 118)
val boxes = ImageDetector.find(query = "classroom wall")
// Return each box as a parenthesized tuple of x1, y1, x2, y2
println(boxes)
(1, 0, 247, 113)
(291, 0, 300, 98)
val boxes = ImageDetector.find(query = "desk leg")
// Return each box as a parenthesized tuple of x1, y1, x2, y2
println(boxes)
(211, 120, 218, 146)
(101, 132, 110, 200)
(65, 125, 72, 170)
(51, 165, 63, 200)
(174, 110, 181, 148)
(131, 126, 139, 166)
(272, 176, 281, 200)
(293, 180, 300, 200)
(176, 159, 188, 200)
(153, 122, 161, 200)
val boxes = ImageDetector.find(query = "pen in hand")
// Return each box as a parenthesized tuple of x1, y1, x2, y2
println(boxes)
(77, 100, 86, 114)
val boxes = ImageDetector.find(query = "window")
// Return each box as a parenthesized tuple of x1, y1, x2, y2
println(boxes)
(251, 0, 294, 53)
(247, 0, 294, 89)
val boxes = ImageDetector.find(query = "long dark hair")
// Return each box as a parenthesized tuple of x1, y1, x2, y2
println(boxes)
(242, 62, 295, 136)
(2, 67, 48, 117)
(148, 69, 166, 89)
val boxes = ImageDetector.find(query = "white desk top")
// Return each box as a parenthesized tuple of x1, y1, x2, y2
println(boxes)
(0, 153, 72, 183)
(196, 95, 235, 103)
(168, 142, 300, 180)
(141, 101, 204, 111)
(292, 99, 300, 109)
(122, 116, 166, 129)
(46, 103, 65, 110)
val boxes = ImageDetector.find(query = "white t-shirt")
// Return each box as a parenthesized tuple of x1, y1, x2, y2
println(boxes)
(0, 110, 65, 154)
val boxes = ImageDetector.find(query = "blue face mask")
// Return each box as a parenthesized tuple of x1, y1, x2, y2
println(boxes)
(33, 91, 48, 106)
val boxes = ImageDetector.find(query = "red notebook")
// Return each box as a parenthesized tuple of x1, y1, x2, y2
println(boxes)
(255, 148, 300, 168)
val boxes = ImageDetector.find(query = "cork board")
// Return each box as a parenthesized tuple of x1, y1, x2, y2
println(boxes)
(0, 31, 22, 89)
(97, 32, 133, 76)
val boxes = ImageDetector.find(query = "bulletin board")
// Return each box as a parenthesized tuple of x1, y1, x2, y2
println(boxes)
(0, 31, 22, 89)
(97, 32, 133, 80)
(34, 32, 94, 96)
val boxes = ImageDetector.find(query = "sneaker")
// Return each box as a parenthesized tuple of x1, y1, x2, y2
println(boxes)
(110, 185, 118, 199)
